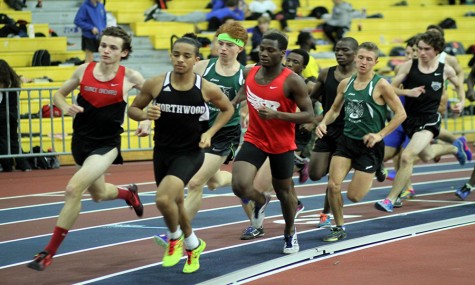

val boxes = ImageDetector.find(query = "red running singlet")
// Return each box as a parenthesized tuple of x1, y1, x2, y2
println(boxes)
(244, 66, 297, 154)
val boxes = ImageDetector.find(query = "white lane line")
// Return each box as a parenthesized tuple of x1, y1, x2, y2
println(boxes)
(0, 162, 471, 201)
(2, 202, 473, 271)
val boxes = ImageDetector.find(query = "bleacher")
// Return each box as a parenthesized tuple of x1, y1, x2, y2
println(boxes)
(1, 50, 84, 68)
(0, 6, 81, 72)
(0, 10, 32, 23)
(2, 0, 474, 163)
(113, 0, 475, 144)
(122, 1, 473, 51)
(15, 66, 77, 83)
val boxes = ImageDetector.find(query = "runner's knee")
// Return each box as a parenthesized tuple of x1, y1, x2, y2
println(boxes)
(327, 181, 341, 195)
(187, 177, 205, 191)
(64, 183, 85, 202)
(347, 191, 363, 203)
(232, 177, 251, 197)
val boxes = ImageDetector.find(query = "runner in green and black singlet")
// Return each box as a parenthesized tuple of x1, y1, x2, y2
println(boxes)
(316, 42, 406, 242)
(202, 57, 244, 129)
(342, 74, 387, 140)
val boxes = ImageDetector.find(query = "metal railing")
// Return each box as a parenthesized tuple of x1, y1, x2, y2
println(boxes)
(0, 87, 154, 159)
(1, 86, 474, 160)
(444, 87, 475, 136)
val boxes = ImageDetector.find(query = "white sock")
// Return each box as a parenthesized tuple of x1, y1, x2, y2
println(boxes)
(168, 226, 182, 240)
(184, 231, 200, 250)
(251, 219, 262, 228)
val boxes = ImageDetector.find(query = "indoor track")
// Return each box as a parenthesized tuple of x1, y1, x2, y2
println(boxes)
(1, 157, 474, 285)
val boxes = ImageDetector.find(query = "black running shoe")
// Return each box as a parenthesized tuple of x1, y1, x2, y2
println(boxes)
(322, 227, 347, 242)
(240, 226, 265, 240)
(455, 183, 472, 200)
(27, 251, 53, 271)
(375, 167, 388, 182)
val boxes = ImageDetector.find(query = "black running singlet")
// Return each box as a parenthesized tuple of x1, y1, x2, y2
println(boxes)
(153, 72, 210, 152)
(403, 59, 445, 116)
(322, 66, 345, 127)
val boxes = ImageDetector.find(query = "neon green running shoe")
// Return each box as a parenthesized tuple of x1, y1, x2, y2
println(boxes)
(400, 188, 416, 200)
(162, 235, 184, 267)
(183, 239, 206, 274)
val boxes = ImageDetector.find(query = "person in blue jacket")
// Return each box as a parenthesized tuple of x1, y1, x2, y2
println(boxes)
(209, 0, 226, 10)
(74, 0, 107, 63)
(150, 0, 245, 31)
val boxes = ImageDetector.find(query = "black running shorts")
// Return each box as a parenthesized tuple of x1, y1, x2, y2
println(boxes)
(402, 113, 441, 139)
(205, 124, 241, 164)
(333, 135, 384, 173)
(153, 148, 204, 185)
(234, 141, 294, 180)
(71, 135, 122, 166)
(312, 124, 343, 153)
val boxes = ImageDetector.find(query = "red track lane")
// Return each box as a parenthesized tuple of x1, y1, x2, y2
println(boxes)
(248, 224, 475, 285)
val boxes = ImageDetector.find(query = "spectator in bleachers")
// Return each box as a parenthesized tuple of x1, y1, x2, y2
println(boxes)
(274, 0, 300, 32)
(144, 0, 169, 21)
(150, 0, 245, 32)
(207, 0, 246, 32)
(206, 0, 225, 10)
(21, 0, 42, 8)
(321, 0, 352, 49)
(74, 0, 107, 63)
(249, 15, 271, 63)
(0, 59, 31, 172)
(448, 0, 466, 4)
(246, 0, 276, 20)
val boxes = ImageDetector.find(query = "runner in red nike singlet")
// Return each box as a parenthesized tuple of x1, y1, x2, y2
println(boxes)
(231, 31, 314, 254)
(244, 66, 296, 153)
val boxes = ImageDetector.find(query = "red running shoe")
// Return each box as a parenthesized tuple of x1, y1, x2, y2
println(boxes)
(125, 184, 144, 217)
